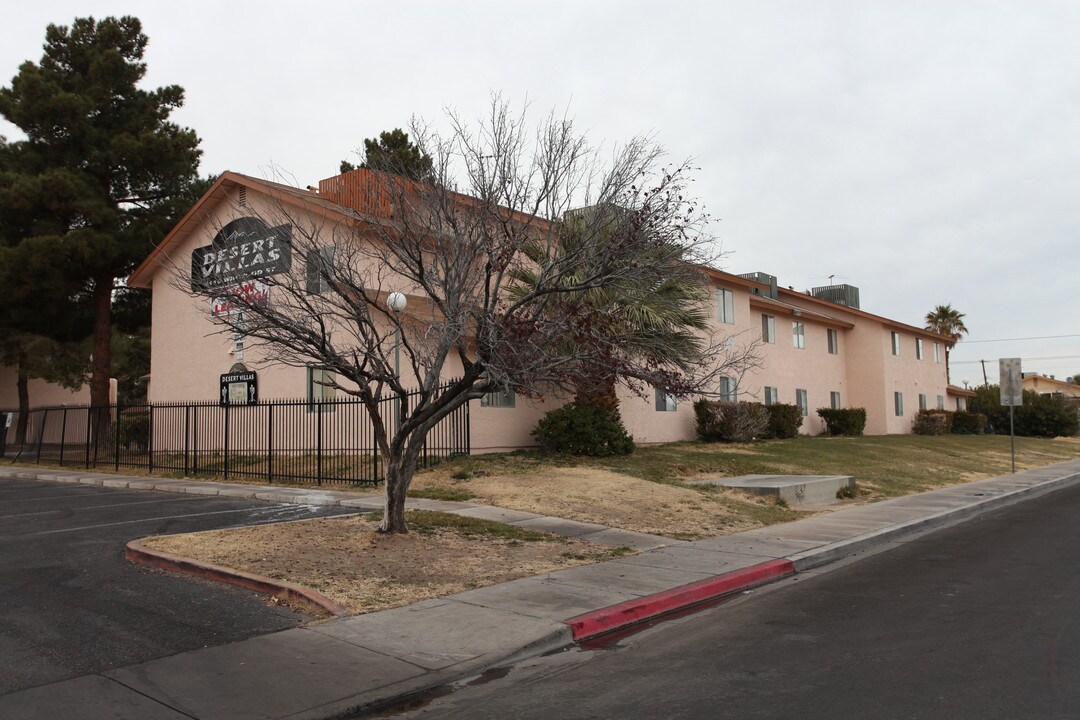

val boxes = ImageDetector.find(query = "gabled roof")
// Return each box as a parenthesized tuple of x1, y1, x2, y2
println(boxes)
(128, 171, 368, 288)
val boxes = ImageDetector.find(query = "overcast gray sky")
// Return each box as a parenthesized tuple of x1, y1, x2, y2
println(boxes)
(3, 1, 1077, 387)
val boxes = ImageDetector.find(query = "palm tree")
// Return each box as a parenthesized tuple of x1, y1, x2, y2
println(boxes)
(925, 304, 968, 384)
(510, 205, 711, 412)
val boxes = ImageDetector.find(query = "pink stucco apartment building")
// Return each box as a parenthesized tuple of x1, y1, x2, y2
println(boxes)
(128, 170, 963, 451)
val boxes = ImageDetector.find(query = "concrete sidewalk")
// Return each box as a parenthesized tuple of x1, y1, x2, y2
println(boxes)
(1, 459, 1079, 719)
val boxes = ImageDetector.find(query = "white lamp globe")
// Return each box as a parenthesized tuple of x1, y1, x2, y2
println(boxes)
(387, 292, 407, 313)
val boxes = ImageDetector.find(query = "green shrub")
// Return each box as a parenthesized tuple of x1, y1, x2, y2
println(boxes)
(532, 402, 635, 456)
(694, 400, 769, 442)
(951, 410, 984, 434)
(115, 412, 150, 450)
(764, 403, 803, 439)
(969, 386, 1079, 437)
(817, 407, 867, 436)
(912, 409, 950, 435)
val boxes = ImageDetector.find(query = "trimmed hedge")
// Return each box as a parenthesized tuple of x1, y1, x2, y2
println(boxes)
(817, 407, 867, 436)
(532, 402, 635, 456)
(970, 386, 1078, 437)
(694, 400, 769, 442)
(764, 403, 803, 439)
(912, 409, 950, 436)
(951, 410, 985, 434)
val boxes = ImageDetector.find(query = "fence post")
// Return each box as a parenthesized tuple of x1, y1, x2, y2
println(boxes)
(184, 404, 190, 476)
(83, 407, 91, 468)
(114, 401, 121, 472)
(223, 402, 230, 482)
(59, 408, 68, 466)
(267, 402, 274, 485)
(147, 404, 154, 473)
(316, 403, 323, 486)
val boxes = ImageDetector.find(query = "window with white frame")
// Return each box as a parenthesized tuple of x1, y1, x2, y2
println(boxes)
(762, 314, 775, 344)
(827, 328, 839, 355)
(919, 393, 927, 410)
(891, 331, 901, 356)
(764, 386, 778, 405)
(916, 338, 924, 360)
(717, 288, 734, 324)
(655, 387, 677, 412)
(937, 395, 945, 410)
(830, 391, 841, 409)
(796, 388, 809, 417)
(307, 367, 337, 412)
(792, 321, 805, 349)
(894, 391, 904, 416)
(719, 377, 737, 403)
(934, 342, 942, 363)
(480, 388, 516, 408)
(305, 245, 336, 295)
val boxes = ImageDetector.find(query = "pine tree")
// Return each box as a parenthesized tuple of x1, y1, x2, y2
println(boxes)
(340, 128, 434, 181)
(0, 16, 203, 411)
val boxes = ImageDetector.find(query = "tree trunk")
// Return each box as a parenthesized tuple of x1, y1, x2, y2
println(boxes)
(379, 438, 425, 533)
(15, 351, 29, 445)
(945, 346, 951, 386)
(90, 277, 113, 408)
(573, 367, 619, 410)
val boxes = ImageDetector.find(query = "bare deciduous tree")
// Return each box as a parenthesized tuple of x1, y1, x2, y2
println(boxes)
(176, 100, 761, 533)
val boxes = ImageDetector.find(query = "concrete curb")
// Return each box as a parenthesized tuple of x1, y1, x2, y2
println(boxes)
(563, 559, 794, 641)
(125, 540, 351, 618)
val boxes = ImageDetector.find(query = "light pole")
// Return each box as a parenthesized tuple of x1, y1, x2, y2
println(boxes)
(387, 292, 407, 377)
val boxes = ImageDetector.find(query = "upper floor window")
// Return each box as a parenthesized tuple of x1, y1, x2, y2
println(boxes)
(934, 342, 942, 363)
(655, 387, 677, 412)
(792, 321, 805, 349)
(306, 246, 336, 295)
(891, 331, 901, 356)
(307, 367, 337, 412)
(916, 338, 924, 360)
(827, 328, 839, 355)
(719, 377, 737, 403)
(481, 388, 516, 408)
(762, 314, 776, 344)
(717, 288, 735, 324)
(796, 388, 809, 417)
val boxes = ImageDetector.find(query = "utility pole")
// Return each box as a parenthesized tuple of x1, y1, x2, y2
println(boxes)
(980, 359, 989, 387)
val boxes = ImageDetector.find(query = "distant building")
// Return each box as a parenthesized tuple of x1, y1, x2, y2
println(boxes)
(128, 169, 953, 448)
(1022, 374, 1080, 408)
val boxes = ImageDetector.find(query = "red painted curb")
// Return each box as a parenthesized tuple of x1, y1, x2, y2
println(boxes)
(563, 558, 795, 641)
(125, 540, 350, 618)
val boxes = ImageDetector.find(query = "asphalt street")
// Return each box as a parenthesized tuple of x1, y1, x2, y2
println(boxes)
(385, 478, 1080, 719)
(0, 475, 354, 695)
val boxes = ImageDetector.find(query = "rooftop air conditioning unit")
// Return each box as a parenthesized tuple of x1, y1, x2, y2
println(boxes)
(811, 284, 860, 309)
(738, 272, 778, 300)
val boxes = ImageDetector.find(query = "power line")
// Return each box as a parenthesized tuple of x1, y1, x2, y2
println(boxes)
(952, 354, 1080, 364)
(957, 333, 1080, 344)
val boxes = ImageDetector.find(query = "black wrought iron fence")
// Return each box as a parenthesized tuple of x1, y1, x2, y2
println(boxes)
(0, 387, 469, 486)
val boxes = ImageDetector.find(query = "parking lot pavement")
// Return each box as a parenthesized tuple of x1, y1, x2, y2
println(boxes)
(0, 475, 357, 695)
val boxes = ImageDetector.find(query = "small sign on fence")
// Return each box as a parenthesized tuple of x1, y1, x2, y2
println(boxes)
(220, 371, 258, 406)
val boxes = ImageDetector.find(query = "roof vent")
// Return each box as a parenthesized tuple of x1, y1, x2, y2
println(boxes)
(238, 187, 248, 207)
(811, 284, 860, 309)
(738, 272, 778, 300)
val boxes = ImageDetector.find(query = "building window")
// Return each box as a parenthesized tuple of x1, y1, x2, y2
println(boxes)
(919, 393, 927, 410)
(796, 388, 809, 417)
(719, 377, 737, 403)
(827, 328, 839, 355)
(792, 321, 805, 349)
(717, 288, 734, 324)
(894, 391, 904, 416)
(480, 388, 515, 408)
(307, 367, 337, 412)
(830, 391, 841, 410)
(764, 386, 778, 405)
(762, 314, 775, 344)
(937, 395, 945, 410)
(306, 245, 336, 295)
(891, 331, 901, 356)
(916, 338, 924, 360)
(655, 387, 677, 412)
(934, 342, 942, 363)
